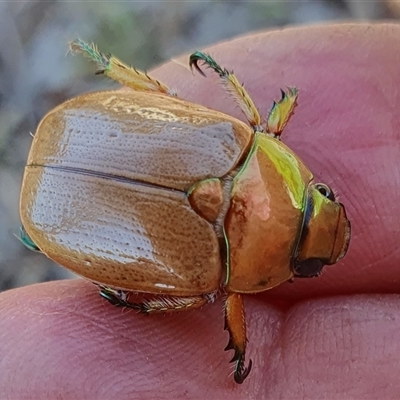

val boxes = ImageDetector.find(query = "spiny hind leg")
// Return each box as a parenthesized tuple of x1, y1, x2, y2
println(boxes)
(70, 39, 175, 96)
(224, 292, 252, 384)
(98, 285, 217, 314)
(189, 51, 298, 139)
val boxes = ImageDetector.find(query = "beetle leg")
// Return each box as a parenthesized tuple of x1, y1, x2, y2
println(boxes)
(265, 87, 298, 139)
(224, 292, 252, 384)
(16, 226, 41, 252)
(189, 51, 262, 132)
(98, 286, 217, 314)
(69, 39, 176, 96)
(189, 52, 299, 140)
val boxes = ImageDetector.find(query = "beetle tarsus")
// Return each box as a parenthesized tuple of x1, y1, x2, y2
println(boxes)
(16, 226, 41, 252)
(99, 287, 128, 306)
(234, 358, 253, 384)
(225, 334, 252, 384)
(70, 39, 110, 72)
(189, 51, 225, 77)
(70, 39, 173, 95)
(99, 287, 148, 312)
(189, 52, 207, 77)
(189, 51, 262, 130)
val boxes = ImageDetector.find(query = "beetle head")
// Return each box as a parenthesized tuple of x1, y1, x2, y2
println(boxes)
(293, 183, 350, 277)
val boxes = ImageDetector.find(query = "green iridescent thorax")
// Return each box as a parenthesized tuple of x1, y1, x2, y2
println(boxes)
(224, 133, 313, 293)
(255, 133, 310, 211)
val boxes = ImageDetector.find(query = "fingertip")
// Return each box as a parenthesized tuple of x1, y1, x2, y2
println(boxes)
(0, 280, 286, 396)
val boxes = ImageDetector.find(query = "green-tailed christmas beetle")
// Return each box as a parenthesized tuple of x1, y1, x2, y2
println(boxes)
(19, 39, 350, 384)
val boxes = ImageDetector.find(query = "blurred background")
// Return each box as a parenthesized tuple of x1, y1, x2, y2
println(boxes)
(1, 0, 399, 291)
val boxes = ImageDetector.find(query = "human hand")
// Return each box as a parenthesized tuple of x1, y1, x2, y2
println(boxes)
(2, 23, 400, 398)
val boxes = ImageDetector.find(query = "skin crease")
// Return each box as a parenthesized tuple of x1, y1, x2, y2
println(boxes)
(1, 23, 400, 398)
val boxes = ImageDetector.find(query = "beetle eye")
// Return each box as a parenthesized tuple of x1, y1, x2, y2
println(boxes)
(315, 183, 335, 201)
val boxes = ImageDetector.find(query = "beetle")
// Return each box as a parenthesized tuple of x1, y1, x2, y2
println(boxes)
(19, 39, 350, 384)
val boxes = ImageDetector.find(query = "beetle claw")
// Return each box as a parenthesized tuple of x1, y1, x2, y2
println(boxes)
(189, 52, 207, 77)
(189, 51, 226, 77)
(225, 338, 252, 384)
(234, 358, 253, 384)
